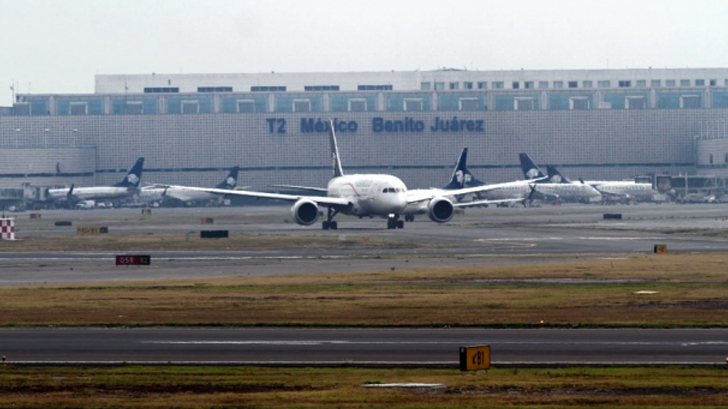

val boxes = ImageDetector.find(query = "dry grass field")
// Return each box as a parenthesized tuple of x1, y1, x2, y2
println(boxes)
(1, 252, 726, 327)
(0, 366, 726, 408)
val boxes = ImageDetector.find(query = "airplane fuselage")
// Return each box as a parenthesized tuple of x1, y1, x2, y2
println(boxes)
(534, 182, 602, 201)
(139, 187, 221, 204)
(590, 181, 655, 199)
(46, 186, 135, 201)
(327, 174, 408, 217)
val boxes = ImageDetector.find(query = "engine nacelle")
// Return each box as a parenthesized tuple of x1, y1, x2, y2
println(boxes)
(427, 196, 454, 223)
(291, 199, 320, 226)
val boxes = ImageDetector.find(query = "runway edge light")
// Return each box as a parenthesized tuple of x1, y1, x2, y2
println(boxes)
(459, 345, 491, 372)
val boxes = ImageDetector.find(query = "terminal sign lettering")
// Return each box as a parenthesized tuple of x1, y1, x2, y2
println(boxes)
(266, 117, 485, 134)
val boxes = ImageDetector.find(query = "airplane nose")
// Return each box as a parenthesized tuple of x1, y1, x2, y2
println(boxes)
(394, 193, 408, 212)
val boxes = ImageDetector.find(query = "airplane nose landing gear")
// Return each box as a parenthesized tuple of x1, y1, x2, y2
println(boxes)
(387, 214, 404, 229)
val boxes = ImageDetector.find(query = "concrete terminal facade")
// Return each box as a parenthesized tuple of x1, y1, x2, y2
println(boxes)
(2, 68, 728, 195)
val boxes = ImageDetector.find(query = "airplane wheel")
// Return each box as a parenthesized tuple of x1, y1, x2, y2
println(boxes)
(322, 221, 329, 230)
(331, 221, 338, 230)
(405, 215, 414, 222)
(387, 219, 394, 229)
(397, 220, 404, 229)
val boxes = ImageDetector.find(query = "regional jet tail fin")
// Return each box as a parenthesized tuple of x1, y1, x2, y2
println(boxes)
(545, 165, 571, 184)
(113, 157, 145, 188)
(519, 153, 547, 181)
(215, 166, 239, 190)
(328, 119, 344, 178)
(442, 147, 485, 190)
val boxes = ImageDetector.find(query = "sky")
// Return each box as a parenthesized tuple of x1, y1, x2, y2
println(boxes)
(2, 0, 728, 105)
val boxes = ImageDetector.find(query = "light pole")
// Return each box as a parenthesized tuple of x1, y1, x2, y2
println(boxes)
(73, 129, 78, 147)
(44, 128, 49, 148)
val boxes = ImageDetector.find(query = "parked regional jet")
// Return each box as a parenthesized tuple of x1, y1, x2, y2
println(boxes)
(140, 166, 239, 206)
(46, 157, 145, 207)
(543, 164, 656, 202)
(518, 153, 602, 202)
(156, 121, 528, 230)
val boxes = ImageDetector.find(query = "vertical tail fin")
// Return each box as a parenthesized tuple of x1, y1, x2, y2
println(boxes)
(443, 147, 485, 190)
(215, 166, 239, 189)
(113, 157, 144, 188)
(328, 119, 344, 178)
(545, 165, 571, 184)
(519, 153, 546, 181)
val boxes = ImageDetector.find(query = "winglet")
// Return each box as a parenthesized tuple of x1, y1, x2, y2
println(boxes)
(328, 119, 344, 178)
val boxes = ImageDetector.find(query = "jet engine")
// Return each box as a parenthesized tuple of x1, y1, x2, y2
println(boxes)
(427, 197, 454, 223)
(291, 199, 319, 226)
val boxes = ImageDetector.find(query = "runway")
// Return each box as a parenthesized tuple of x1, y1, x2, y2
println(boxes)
(0, 327, 725, 366)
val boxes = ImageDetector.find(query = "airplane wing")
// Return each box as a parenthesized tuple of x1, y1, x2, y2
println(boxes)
(270, 184, 329, 193)
(152, 185, 351, 207)
(453, 198, 524, 207)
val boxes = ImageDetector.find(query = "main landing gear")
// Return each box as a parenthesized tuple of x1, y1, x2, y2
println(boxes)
(322, 207, 339, 230)
(387, 214, 404, 229)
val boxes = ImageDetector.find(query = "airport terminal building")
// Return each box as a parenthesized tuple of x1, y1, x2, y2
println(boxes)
(2, 67, 728, 200)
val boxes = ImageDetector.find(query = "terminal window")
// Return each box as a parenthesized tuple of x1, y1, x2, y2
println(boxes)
(680, 95, 700, 108)
(568, 81, 578, 88)
(553, 81, 564, 88)
(463, 82, 473, 90)
(449, 82, 459, 90)
(126, 102, 143, 115)
(404, 98, 423, 111)
(570, 97, 589, 110)
(512, 82, 520, 89)
(421, 82, 431, 91)
(598, 80, 610, 88)
(182, 101, 199, 114)
(197, 86, 233, 93)
(251, 86, 286, 92)
(582, 80, 593, 88)
(524, 81, 534, 89)
(666, 80, 676, 87)
(348, 99, 367, 112)
(70, 102, 87, 115)
(434, 82, 445, 90)
(636, 80, 646, 88)
(477, 81, 487, 89)
(710, 79, 717, 86)
(618, 80, 631, 88)
(293, 99, 311, 112)
(13, 103, 30, 116)
(651, 80, 661, 87)
(695, 79, 705, 86)
(304, 85, 340, 91)
(459, 98, 478, 111)
(626, 97, 645, 109)
(680, 79, 691, 87)
(237, 100, 255, 113)
(514, 98, 533, 110)
(492, 82, 504, 89)
(538, 81, 549, 89)
(144, 87, 179, 93)
(357, 85, 393, 91)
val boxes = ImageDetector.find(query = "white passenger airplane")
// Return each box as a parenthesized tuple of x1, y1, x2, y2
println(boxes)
(518, 153, 602, 202)
(140, 166, 239, 206)
(46, 157, 145, 207)
(157, 121, 532, 229)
